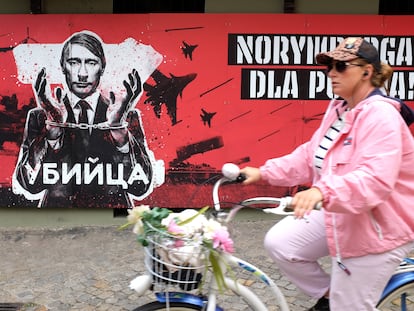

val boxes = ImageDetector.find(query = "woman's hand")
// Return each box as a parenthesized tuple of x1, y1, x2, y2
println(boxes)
(291, 187, 323, 218)
(239, 166, 262, 184)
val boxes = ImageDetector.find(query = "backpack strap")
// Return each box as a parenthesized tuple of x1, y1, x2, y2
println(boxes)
(393, 97, 414, 126)
(370, 89, 414, 126)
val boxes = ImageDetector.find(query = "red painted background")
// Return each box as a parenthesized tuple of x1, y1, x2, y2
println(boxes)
(0, 14, 413, 208)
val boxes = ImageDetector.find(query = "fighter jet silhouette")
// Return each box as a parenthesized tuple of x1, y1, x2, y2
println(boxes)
(302, 112, 325, 124)
(200, 108, 216, 128)
(143, 69, 197, 125)
(181, 41, 198, 61)
(0, 32, 14, 52)
(0, 46, 14, 53)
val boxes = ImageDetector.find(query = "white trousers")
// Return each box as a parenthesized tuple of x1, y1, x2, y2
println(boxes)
(263, 210, 413, 310)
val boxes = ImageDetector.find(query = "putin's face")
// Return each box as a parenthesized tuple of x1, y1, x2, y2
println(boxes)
(62, 43, 103, 99)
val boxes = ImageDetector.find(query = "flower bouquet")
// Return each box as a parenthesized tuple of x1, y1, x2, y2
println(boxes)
(120, 205, 234, 291)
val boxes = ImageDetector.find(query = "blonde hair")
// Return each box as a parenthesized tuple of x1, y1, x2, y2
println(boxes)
(374, 62, 393, 95)
(355, 58, 394, 95)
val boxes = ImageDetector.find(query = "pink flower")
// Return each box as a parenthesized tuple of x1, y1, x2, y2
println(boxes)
(173, 239, 184, 248)
(212, 227, 234, 253)
(167, 219, 185, 235)
(167, 220, 186, 247)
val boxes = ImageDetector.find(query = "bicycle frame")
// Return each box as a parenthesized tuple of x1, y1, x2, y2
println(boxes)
(130, 172, 414, 311)
(380, 258, 414, 299)
(131, 251, 290, 310)
(221, 253, 290, 311)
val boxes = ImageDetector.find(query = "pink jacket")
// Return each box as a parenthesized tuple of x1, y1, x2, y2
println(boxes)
(260, 94, 414, 258)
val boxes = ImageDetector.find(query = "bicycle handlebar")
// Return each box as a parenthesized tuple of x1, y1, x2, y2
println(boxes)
(214, 163, 322, 216)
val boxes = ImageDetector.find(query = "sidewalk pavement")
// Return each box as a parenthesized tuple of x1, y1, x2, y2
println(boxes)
(0, 214, 323, 311)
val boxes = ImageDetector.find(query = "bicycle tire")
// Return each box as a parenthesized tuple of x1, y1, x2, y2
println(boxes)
(132, 301, 203, 311)
(377, 280, 414, 310)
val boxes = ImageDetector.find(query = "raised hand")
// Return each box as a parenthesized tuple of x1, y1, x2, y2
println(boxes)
(35, 68, 65, 122)
(108, 68, 142, 126)
(34, 68, 65, 139)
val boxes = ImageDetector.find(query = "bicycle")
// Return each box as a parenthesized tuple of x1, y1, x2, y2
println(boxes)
(377, 258, 414, 310)
(129, 163, 414, 311)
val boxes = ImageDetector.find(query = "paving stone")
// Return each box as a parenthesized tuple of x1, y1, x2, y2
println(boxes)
(0, 220, 324, 310)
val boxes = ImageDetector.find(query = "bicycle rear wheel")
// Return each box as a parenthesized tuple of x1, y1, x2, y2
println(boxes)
(132, 301, 202, 311)
(377, 281, 414, 311)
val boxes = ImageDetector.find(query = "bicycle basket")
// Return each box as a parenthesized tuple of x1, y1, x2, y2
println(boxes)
(143, 222, 208, 291)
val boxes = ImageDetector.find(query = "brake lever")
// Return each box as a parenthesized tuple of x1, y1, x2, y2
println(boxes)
(263, 197, 295, 216)
(263, 198, 322, 223)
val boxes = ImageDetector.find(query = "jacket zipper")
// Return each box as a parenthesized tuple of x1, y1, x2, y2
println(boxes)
(328, 151, 352, 276)
(332, 213, 351, 275)
(316, 105, 352, 276)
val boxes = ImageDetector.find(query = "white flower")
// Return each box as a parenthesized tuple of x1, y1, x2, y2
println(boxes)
(168, 244, 205, 268)
(127, 205, 150, 223)
(191, 232, 204, 245)
(162, 209, 208, 237)
(203, 218, 224, 241)
(162, 209, 198, 224)
(132, 220, 145, 235)
(127, 205, 150, 235)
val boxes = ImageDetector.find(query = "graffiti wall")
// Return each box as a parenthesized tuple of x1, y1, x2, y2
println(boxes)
(0, 14, 413, 208)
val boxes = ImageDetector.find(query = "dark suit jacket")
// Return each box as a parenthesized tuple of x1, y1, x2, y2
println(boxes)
(13, 94, 154, 208)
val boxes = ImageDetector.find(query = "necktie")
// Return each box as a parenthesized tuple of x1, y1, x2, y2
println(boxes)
(73, 100, 91, 163)
(77, 100, 90, 124)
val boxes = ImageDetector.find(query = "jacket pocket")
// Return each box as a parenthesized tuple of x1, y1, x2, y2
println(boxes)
(369, 211, 383, 240)
(331, 143, 354, 166)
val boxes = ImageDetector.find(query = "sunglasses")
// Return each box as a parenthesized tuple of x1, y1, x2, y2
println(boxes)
(326, 61, 363, 73)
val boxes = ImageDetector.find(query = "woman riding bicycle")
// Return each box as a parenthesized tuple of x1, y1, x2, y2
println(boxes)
(240, 37, 414, 310)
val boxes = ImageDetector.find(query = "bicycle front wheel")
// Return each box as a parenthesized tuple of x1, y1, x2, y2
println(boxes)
(377, 281, 414, 311)
(132, 301, 203, 311)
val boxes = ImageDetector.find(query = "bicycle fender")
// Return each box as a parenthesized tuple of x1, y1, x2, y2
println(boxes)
(155, 292, 223, 311)
(380, 272, 414, 298)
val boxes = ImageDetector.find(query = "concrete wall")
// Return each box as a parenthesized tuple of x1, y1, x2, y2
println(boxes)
(0, 0, 31, 13)
(0, 0, 379, 14)
(42, 0, 112, 14)
(295, 0, 379, 14)
(206, 0, 379, 13)
(0, 0, 112, 13)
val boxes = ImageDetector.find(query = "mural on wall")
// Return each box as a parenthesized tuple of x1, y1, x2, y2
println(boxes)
(12, 30, 164, 208)
(0, 14, 413, 208)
